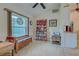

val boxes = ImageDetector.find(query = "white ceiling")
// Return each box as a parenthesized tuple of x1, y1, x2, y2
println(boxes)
(3, 3, 61, 16)
(13, 3, 60, 16)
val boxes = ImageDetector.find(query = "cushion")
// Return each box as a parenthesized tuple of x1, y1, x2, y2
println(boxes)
(16, 36, 32, 44)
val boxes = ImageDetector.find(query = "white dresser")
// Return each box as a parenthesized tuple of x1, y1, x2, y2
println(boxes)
(63, 32, 77, 48)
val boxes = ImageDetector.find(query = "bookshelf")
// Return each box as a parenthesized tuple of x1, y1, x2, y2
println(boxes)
(36, 20, 47, 41)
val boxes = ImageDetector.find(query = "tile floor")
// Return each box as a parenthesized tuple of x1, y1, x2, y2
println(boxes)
(15, 40, 79, 56)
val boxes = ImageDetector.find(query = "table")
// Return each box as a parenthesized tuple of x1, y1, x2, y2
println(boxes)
(0, 42, 14, 56)
(52, 35, 61, 45)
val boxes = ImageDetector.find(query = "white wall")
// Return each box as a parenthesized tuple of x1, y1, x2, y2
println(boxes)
(29, 16, 36, 40)
(59, 4, 71, 47)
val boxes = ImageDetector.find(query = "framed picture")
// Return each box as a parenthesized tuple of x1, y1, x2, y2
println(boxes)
(49, 19, 57, 27)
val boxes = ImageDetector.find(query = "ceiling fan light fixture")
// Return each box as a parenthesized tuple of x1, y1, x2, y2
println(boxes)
(32, 3, 46, 9)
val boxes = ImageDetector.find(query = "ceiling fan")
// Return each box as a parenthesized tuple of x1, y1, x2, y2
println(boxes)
(32, 3, 46, 9)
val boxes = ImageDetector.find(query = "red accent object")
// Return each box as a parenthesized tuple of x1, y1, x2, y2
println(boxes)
(69, 27, 71, 32)
(6, 36, 15, 41)
(37, 20, 47, 26)
(66, 26, 73, 32)
(36, 19, 47, 41)
(69, 27, 73, 32)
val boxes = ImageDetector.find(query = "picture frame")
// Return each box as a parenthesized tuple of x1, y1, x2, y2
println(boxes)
(49, 19, 57, 27)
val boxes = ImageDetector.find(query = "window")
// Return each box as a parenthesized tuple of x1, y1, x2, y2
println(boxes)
(11, 13, 29, 37)
(4, 8, 29, 37)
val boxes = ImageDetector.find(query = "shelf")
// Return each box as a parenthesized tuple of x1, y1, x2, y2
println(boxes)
(36, 20, 47, 41)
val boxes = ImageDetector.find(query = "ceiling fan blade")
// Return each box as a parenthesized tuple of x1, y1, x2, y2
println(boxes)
(32, 3, 38, 8)
(40, 3, 46, 9)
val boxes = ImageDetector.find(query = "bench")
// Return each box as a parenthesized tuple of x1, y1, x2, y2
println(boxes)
(6, 36, 32, 53)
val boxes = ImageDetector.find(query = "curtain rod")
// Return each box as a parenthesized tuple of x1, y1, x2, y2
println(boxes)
(4, 8, 29, 18)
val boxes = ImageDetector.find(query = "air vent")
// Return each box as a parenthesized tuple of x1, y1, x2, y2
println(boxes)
(52, 9, 59, 13)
